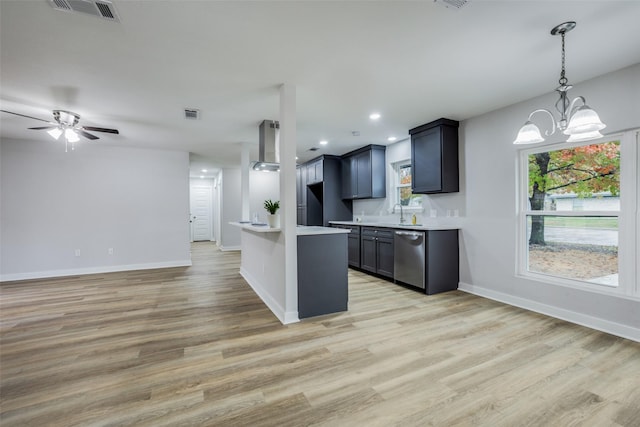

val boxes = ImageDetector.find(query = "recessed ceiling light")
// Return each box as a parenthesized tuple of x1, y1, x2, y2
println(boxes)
(200, 175, 204, 179)
(369, 112, 381, 120)
(201, 169, 207, 172)
(387, 136, 397, 142)
(319, 140, 328, 145)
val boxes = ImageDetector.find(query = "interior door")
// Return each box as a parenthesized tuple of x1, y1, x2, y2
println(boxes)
(190, 185, 213, 242)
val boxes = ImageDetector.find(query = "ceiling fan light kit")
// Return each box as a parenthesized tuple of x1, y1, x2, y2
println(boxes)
(1, 109, 119, 152)
(513, 21, 606, 145)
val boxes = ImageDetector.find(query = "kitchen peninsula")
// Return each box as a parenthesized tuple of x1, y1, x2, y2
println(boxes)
(231, 222, 350, 322)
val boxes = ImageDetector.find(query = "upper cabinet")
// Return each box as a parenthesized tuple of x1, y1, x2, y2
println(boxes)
(409, 118, 459, 194)
(298, 155, 352, 226)
(306, 158, 323, 185)
(341, 145, 386, 200)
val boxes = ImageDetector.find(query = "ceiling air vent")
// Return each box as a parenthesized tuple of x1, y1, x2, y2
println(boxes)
(184, 109, 200, 120)
(433, 0, 469, 10)
(309, 147, 319, 152)
(47, 0, 120, 22)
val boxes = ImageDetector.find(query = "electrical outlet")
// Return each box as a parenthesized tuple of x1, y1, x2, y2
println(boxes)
(108, 248, 114, 255)
(75, 249, 81, 257)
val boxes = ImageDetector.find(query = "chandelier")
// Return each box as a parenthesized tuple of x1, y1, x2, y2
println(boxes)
(513, 21, 606, 145)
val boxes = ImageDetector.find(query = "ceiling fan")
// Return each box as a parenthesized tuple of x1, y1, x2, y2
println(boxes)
(1, 109, 119, 151)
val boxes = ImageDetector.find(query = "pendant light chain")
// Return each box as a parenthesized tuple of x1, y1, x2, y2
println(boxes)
(559, 32, 567, 87)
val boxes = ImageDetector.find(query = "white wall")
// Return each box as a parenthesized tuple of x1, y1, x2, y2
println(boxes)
(249, 170, 280, 223)
(214, 171, 222, 247)
(218, 167, 241, 250)
(214, 167, 276, 251)
(459, 63, 640, 340)
(0, 139, 191, 280)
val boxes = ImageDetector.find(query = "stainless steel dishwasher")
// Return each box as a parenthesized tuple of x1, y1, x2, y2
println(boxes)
(393, 230, 426, 289)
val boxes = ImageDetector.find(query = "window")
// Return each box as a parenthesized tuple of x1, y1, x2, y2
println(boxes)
(517, 131, 638, 297)
(394, 161, 422, 208)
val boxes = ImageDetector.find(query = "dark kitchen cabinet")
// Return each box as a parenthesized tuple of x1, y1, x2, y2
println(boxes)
(409, 118, 459, 194)
(360, 227, 394, 278)
(424, 229, 459, 295)
(297, 206, 307, 226)
(341, 145, 386, 200)
(296, 165, 308, 226)
(361, 232, 376, 273)
(332, 224, 360, 268)
(306, 158, 323, 185)
(298, 233, 348, 319)
(298, 155, 352, 226)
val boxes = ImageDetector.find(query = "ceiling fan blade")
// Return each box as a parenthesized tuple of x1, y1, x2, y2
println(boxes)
(28, 126, 58, 130)
(82, 126, 119, 134)
(79, 130, 99, 140)
(1, 110, 54, 123)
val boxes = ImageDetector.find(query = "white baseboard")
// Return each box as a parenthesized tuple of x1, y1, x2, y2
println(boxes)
(0, 260, 193, 282)
(458, 282, 639, 342)
(219, 245, 241, 252)
(283, 310, 300, 325)
(240, 267, 299, 325)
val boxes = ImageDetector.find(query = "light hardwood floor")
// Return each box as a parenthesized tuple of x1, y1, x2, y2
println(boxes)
(1, 242, 638, 426)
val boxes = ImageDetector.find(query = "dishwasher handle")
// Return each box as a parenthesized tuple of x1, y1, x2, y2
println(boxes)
(395, 231, 423, 237)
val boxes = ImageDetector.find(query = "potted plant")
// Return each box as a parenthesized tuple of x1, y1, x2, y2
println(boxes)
(264, 199, 280, 228)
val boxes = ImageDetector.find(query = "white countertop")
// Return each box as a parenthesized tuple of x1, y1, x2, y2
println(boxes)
(230, 221, 281, 233)
(230, 222, 350, 236)
(296, 226, 350, 236)
(329, 221, 460, 231)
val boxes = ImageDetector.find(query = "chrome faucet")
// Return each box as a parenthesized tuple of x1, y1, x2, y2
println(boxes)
(393, 204, 405, 223)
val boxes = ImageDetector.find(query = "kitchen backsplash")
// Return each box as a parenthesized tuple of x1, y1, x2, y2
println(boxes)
(352, 195, 465, 225)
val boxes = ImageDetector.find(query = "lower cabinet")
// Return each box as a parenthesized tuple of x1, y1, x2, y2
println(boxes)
(298, 233, 348, 319)
(348, 232, 360, 268)
(361, 227, 394, 278)
(331, 224, 360, 268)
(331, 223, 459, 295)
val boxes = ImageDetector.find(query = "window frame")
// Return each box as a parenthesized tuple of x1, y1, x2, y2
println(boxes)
(515, 130, 639, 299)
(391, 159, 424, 212)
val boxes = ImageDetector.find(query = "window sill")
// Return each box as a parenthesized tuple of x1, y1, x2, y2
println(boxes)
(515, 271, 639, 301)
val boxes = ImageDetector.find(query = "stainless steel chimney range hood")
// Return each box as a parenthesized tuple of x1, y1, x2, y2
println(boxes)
(252, 120, 280, 172)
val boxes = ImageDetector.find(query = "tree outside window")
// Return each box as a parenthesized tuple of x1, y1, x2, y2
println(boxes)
(524, 140, 620, 285)
(397, 162, 422, 207)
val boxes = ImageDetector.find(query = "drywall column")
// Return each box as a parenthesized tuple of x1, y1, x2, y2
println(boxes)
(241, 142, 250, 221)
(280, 82, 298, 323)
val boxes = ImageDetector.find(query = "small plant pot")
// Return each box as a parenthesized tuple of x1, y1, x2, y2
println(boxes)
(266, 214, 280, 228)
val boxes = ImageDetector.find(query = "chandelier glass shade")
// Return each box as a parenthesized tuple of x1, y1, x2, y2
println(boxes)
(513, 21, 606, 145)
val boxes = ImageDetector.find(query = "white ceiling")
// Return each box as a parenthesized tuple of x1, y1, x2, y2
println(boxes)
(2, 1, 640, 177)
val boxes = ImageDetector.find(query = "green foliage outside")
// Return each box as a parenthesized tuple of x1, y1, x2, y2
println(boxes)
(399, 164, 422, 206)
(528, 141, 620, 245)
